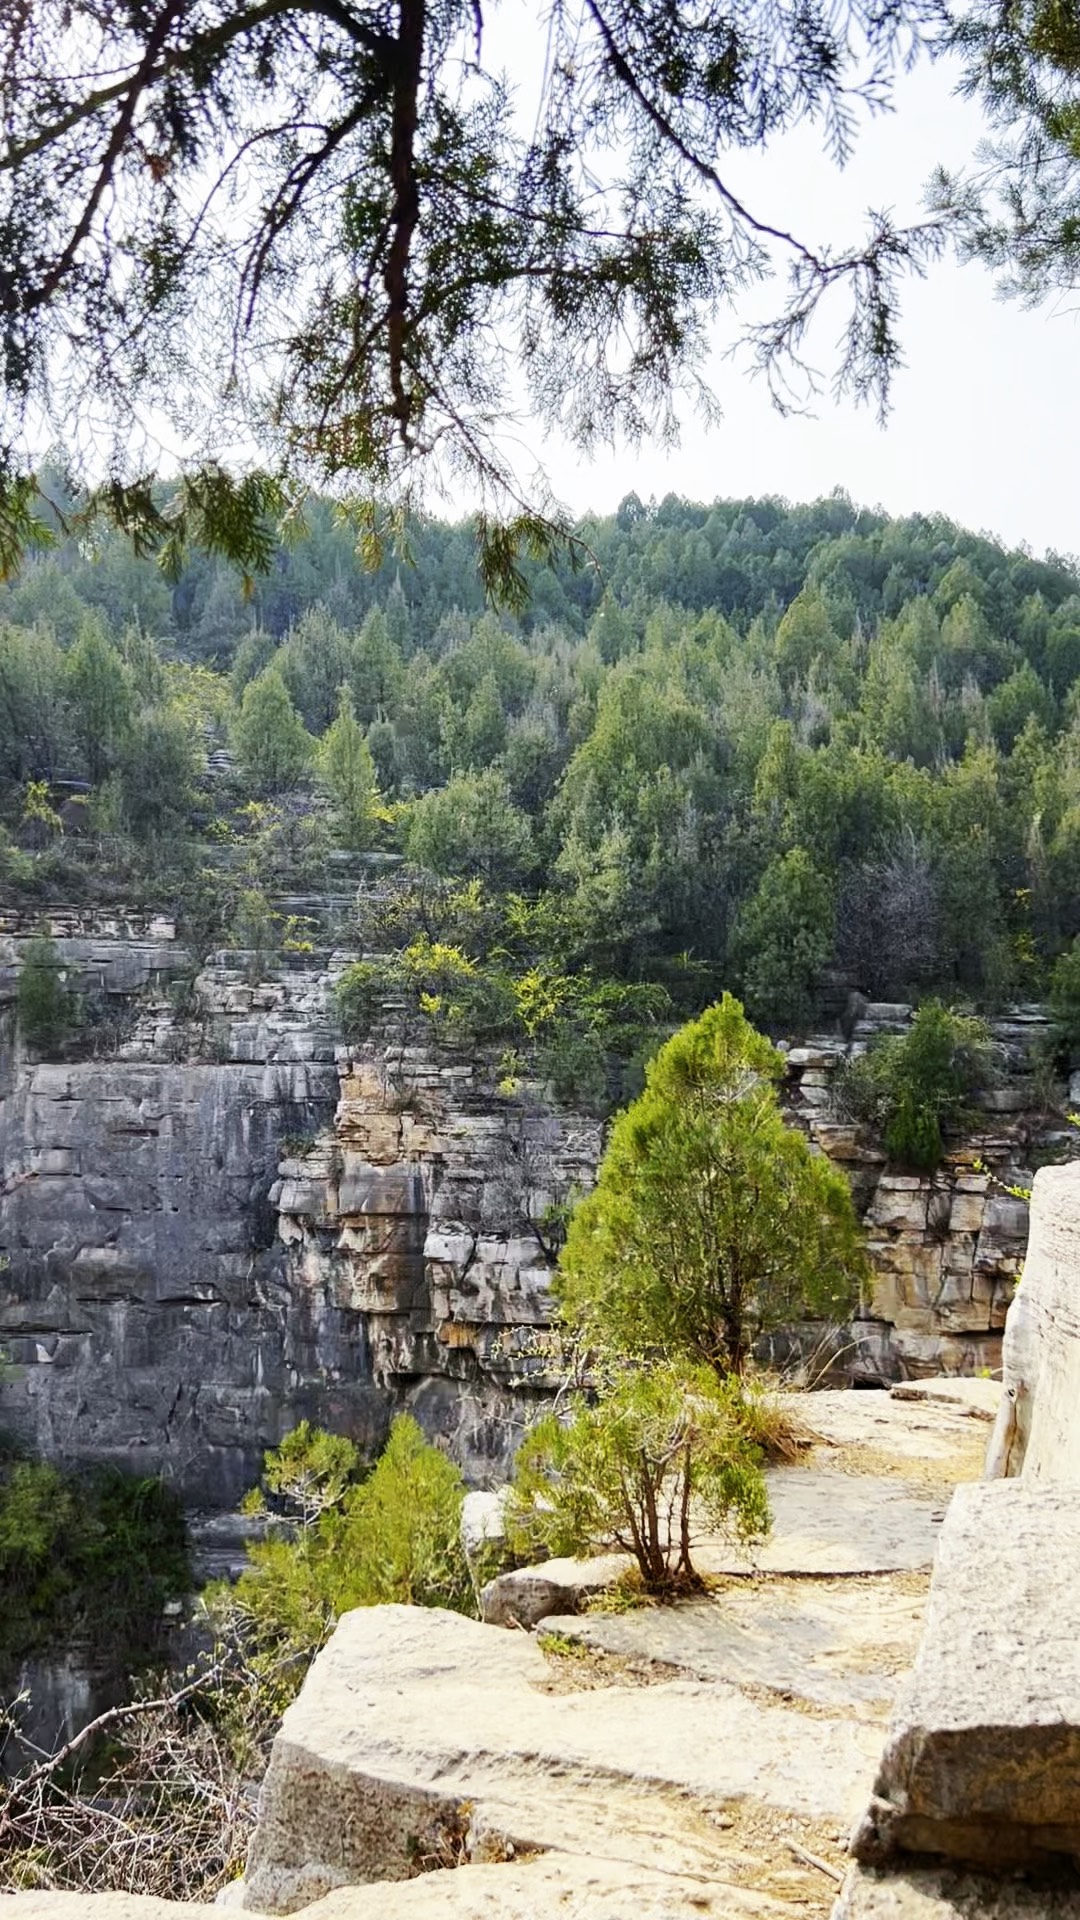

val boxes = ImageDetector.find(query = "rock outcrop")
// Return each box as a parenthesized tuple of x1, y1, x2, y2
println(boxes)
(0, 909, 1064, 1500)
(835, 1167, 1080, 1917)
(273, 1043, 600, 1479)
(851, 1479, 1080, 1873)
(984, 1160, 1080, 1481)
(240, 1601, 883, 1915)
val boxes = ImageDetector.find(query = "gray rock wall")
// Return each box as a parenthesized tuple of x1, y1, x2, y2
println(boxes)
(0, 912, 1069, 1503)
(0, 1056, 350, 1503)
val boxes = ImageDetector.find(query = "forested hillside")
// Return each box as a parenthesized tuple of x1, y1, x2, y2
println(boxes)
(5, 477, 1080, 1056)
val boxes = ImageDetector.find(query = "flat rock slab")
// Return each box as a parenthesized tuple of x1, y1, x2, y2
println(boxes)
(242, 1603, 883, 1913)
(852, 1479, 1080, 1872)
(833, 1865, 1080, 1918)
(887, 1379, 1001, 1423)
(700, 1471, 944, 1577)
(544, 1574, 926, 1717)
(0, 1857, 799, 1919)
(483, 1466, 946, 1627)
(800, 1394, 991, 1470)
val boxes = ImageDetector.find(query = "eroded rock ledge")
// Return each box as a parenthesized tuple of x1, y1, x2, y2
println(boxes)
(0, 903, 1064, 1499)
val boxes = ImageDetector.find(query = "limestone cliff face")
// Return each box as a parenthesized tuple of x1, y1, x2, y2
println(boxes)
(274, 1045, 601, 1480)
(0, 915, 360, 1504)
(0, 911, 599, 1498)
(0, 909, 1065, 1504)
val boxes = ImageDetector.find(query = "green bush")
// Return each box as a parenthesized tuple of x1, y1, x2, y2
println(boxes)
(838, 999, 998, 1171)
(0, 1458, 190, 1664)
(508, 1361, 769, 1593)
(15, 930, 73, 1055)
(335, 959, 390, 1041)
(226, 1416, 473, 1659)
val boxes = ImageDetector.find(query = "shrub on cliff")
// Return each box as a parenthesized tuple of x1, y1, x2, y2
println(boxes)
(557, 993, 866, 1375)
(507, 1361, 769, 1593)
(0, 1457, 189, 1664)
(837, 999, 997, 1170)
(15, 930, 73, 1055)
(225, 1415, 473, 1659)
(336, 958, 389, 1040)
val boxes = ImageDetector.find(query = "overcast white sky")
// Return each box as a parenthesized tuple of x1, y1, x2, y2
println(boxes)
(485, 21, 1078, 563)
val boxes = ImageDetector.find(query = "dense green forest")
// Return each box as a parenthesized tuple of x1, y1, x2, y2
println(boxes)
(5, 473, 1080, 1053)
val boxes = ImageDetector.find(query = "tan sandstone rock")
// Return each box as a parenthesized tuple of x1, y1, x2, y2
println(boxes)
(0, 1856, 794, 1919)
(241, 1602, 883, 1913)
(986, 1160, 1080, 1482)
(832, 1864, 1080, 1919)
(850, 1478, 1080, 1872)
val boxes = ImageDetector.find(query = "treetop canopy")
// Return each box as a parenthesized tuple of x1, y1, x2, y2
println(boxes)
(0, 0, 1069, 598)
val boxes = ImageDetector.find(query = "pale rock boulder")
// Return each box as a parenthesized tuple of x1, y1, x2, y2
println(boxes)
(0, 1856, 794, 1919)
(833, 1865, 1080, 1919)
(241, 1602, 882, 1913)
(851, 1479, 1080, 1872)
(299, 1857, 791, 1918)
(458, 1488, 509, 1565)
(986, 1160, 1080, 1481)
(480, 1551, 628, 1625)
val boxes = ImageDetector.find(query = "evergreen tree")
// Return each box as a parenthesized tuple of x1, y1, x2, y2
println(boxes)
(557, 995, 866, 1374)
(318, 688, 381, 849)
(232, 669, 313, 795)
(733, 848, 835, 1032)
(16, 931, 72, 1056)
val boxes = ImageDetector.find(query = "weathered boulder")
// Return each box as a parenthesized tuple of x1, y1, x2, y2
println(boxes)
(851, 1479, 1080, 1872)
(986, 1160, 1080, 1482)
(459, 1488, 508, 1565)
(241, 1602, 882, 1913)
(833, 1865, 1080, 1918)
(480, 1551, 627, 1625)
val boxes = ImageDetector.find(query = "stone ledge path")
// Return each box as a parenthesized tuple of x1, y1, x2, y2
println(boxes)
(1, 1383, 999, 1920)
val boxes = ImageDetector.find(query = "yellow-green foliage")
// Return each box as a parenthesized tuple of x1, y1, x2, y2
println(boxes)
(507, 1361, 769, 1593)
(226, 1416, 473, 1659)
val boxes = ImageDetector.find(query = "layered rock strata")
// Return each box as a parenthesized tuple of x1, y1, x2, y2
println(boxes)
(0, 908, 1065, 1498)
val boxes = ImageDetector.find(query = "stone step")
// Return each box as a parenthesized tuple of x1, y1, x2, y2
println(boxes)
(240, 1603, 882, 1913)
(851, 1479, 1080, 1873)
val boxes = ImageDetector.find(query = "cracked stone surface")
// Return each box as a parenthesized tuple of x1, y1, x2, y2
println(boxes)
(240, 1603, 883, 1914)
